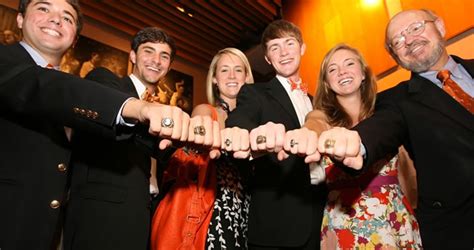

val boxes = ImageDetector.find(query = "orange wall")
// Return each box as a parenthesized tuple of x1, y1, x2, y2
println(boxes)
(284, 0, 474, 94)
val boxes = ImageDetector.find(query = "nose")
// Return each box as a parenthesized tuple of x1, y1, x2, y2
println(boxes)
(48, 12, 62, 26)
(229, 70, 236, 79)
(152, 54, 162, 65)
(337, 67, 346, 76)
(403, 32, 417, 45)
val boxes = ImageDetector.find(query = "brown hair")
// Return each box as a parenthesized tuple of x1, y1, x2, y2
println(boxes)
(261, 19, 303, 52)
(313, 44, 377, 128)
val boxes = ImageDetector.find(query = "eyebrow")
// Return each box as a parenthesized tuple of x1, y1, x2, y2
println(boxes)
(33, 0, 77, 23)
(327, 57, 356, 68)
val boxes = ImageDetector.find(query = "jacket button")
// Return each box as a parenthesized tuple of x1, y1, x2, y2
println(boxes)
(57, 163, 67, 172)
(50, 200, 61, 209)
(73, 107, 80, 113)
(432, 201, 443, 208)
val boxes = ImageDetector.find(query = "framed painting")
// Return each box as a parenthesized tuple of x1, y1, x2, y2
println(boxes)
(157, 69, 193, 114)
(60, 35, 129, 78)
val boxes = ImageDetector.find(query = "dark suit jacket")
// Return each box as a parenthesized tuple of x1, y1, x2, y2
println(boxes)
(226, 77, 327, 248)
(355, 56, 474, 249)
(63, 68, 156, 250)
(0, 44, 131, 250)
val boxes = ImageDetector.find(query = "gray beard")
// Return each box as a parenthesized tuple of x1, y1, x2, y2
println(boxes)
(398, 40, 445, 73)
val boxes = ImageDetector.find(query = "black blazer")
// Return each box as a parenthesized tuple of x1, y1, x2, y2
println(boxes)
(0, 44, 131, 250)
(226, 77, 327, 247)
(355, 56, 474, 249)
(64, 68, 156, 250)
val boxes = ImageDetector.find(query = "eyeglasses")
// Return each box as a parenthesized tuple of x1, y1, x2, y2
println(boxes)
(389, 20, 435, 50)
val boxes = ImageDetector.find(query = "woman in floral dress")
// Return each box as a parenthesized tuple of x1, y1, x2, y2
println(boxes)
(305, 44, 422, 249)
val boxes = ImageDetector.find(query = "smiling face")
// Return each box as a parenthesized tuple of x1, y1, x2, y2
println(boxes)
(17, 0, 78, 62)
(130, 41, 172, 87)
(213, 53, 249, 102)
(325, 49, 365, 98)
(264, 36, 305, 80)
(387, 10, 448, 72)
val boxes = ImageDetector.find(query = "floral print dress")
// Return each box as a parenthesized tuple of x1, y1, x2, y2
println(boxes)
(320, 156, 422, 249)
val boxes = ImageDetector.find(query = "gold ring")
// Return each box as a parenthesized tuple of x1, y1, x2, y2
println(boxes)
(193, 125, 206, 136)
(256, 135, 266, 144)
(290, 139, 298, 148)
(161, 117, 174, 128)
(224, 139, 232, 147)
(324, 139, 335, 149)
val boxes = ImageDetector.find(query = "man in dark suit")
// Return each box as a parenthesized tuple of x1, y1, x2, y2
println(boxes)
(64, 27, 177, 250)
(226, 20, 327, 249)
(318, 9, 474, 249)
(0, 1, 189, 249)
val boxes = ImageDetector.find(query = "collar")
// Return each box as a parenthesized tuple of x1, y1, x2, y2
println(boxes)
(129, 73, 147, 98)
(19, 41, 60, 70)
(419, 56, 463, 88)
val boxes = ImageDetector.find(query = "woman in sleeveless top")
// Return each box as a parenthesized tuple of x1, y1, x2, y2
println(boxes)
(151, 48, 254, 249)
(305, 44, 422, 249)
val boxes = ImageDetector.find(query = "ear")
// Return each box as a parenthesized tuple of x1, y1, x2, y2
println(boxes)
(434, 18, 446, 37)
(17, 13, 24, 29)
(129, 50, 137, 64)
(212, 77, 218, 84)
(300, 43, 306, 56)
(264, 55, 271, 65)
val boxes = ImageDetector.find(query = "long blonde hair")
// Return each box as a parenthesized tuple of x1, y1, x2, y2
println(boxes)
(206, 48, 254, 106)
(313, 44, 377, 128)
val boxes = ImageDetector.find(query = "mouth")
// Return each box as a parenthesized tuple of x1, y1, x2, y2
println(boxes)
(226, 82, 239, 87)
(406, 40, 428, 56)
(41, 27, 60, 37)
(338, 77, 353, 86)
(279, 58, 293, 65)
(146, 65, 162, 73)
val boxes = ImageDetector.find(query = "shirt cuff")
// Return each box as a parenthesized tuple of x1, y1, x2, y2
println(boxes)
(360, 142, 367, 159)
(309, 162, 326, 185)
(116, 97, 137, 126)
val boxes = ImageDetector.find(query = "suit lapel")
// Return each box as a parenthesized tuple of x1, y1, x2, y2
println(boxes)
(408, 64, 474, 132)
(266, 77, 300, 128)
(120, 76, 140, 98)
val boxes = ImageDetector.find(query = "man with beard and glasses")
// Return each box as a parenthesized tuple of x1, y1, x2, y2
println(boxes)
(316, 9, 474, 249)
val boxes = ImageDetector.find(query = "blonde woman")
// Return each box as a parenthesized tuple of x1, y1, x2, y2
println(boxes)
(151, 48, 253, 250)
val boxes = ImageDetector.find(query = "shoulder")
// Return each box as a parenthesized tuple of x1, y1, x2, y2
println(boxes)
(377, 81, 409, 100)
(85, 67, 122, 88)
(306, 109, 329, 121)
(191, 103, 215, 117)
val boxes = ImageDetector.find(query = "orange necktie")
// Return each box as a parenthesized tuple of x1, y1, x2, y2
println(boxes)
(289, 79, 308, 94)
(436, 70, 474, 114)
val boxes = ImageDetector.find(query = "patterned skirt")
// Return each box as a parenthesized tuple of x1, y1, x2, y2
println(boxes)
(206, 161, 251, 249)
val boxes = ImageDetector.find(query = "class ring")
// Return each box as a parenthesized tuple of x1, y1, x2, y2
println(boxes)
(256, 135, 266, 144)
(161, 117, 174, 128)
(324, 139, 335, 149)
(290, 139, 298, 148)
(193, 125, 206, 136)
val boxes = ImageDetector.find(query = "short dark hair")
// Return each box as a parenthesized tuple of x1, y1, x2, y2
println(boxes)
(131, 27, 177, 61)
(18, 0, 83, 36)
(261, 19, 303, 52)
